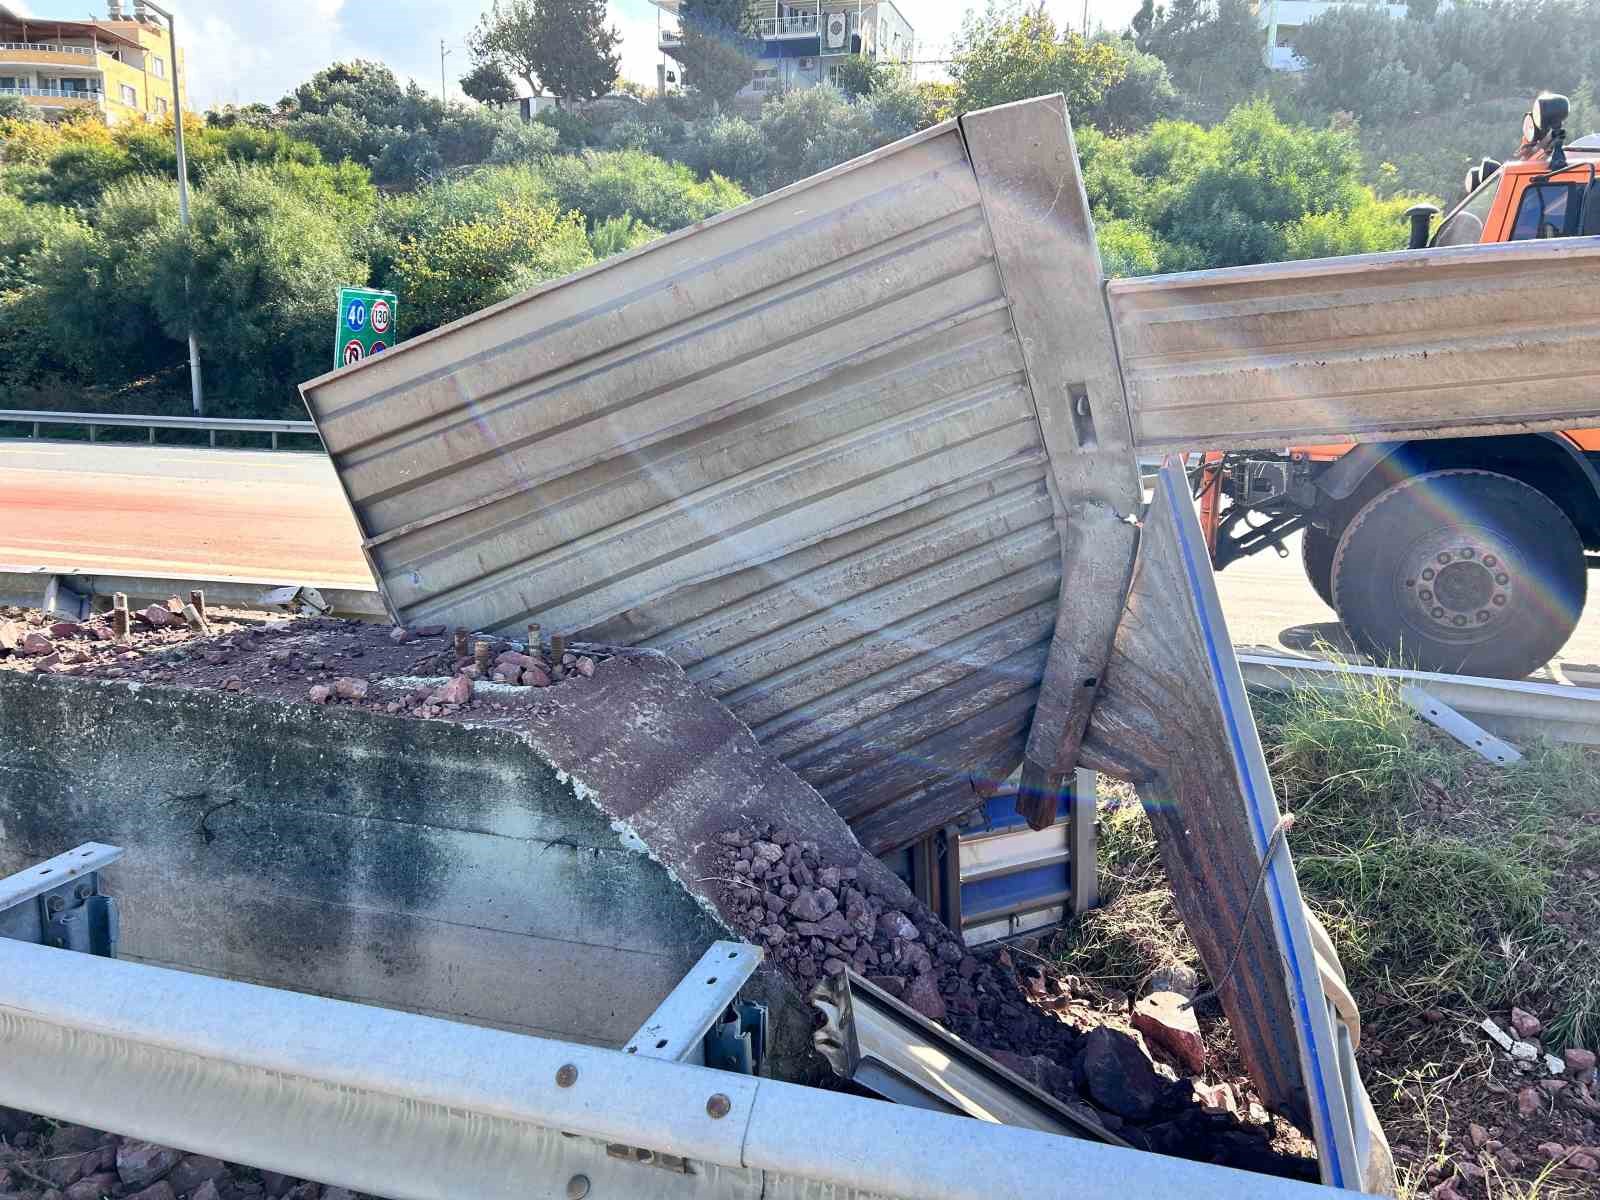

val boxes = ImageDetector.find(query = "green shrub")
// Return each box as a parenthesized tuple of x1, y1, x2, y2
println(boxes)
(536, 148, 747, 231)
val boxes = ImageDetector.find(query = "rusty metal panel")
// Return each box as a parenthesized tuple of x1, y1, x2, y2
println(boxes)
(1109, 238, 1600, 452)
(301, 121, 1058, 853)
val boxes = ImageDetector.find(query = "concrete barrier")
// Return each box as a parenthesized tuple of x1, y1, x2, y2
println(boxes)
(0, 663, 818, 1072)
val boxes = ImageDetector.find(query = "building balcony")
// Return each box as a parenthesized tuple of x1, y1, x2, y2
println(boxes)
(1, 84, 105, 113)
(0, 41, 104, 69)
(759, 12, 820, 38)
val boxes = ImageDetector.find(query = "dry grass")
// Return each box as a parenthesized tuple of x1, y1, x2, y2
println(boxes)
(1060, 667, 1600, 1048)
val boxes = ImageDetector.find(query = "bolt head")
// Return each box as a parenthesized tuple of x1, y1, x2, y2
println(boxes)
(46, 895, 66, 913)
(706, 1093, 732, 1119)
(566, 1174, 590, 1200)
(556, 1064, 578, 1088)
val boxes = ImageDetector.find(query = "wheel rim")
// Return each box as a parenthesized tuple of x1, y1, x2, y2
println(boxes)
(1393, 523, 1519, 645)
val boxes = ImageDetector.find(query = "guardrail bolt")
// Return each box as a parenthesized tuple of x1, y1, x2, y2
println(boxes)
(556, 1063, 578, 1088)
(566, 1175, 590, 1200)
(46, 895, 66, 914)
(706, 1093, 731, 1119)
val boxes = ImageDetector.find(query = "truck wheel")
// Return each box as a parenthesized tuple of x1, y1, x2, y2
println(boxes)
(1330, 470, 1585, 678)
(1301, 527, 1337, 610)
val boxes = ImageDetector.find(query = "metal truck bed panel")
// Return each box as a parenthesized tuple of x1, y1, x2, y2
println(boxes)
(302, 121, 1063, 852)
(1109, 237, 1600, 452)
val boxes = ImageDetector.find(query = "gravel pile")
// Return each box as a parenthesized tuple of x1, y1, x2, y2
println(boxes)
(0, 1108, 379, 1200)
(715, 824, 1318, 1178)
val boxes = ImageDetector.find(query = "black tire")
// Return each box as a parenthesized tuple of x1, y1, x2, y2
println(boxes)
(1301, 526, 1338, 610)
(1330, 470, 1585, 678)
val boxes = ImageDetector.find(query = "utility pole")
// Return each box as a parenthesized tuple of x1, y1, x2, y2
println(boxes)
(1082, 0, 1091, 37)
(440, 39, 451, 103)
(134, 0, 203, 416)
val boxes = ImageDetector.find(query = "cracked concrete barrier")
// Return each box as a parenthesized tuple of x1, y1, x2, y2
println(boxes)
(0, 655, 924, 1079)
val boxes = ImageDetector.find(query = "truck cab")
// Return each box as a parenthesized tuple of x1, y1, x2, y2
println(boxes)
(1200, 94, 1600, 678)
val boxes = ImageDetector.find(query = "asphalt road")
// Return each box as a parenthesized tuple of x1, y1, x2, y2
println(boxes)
(0, 441, 372, 589)
(8, 440, 1600, 683)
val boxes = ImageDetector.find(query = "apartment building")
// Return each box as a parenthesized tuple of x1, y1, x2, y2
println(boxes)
(0, 2, 187, 124)
(1254, 0, 1425, 69)
(652, 1, 915, 102)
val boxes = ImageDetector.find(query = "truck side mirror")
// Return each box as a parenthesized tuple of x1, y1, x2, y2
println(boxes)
(1405, 203, 1441, 249)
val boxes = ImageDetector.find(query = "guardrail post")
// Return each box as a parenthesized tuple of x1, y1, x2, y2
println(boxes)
(32, 421, 40, 439)
(149, 426, 156, 444)
(209, 429, 217, 448)
(88, 424, 97, 443)
(271, 431, 279, 451)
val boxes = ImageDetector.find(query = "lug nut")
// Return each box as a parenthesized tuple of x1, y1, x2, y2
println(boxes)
(1431, 607, 1445, 619)
(556, 1064, 578, 1088)
(1422, 568, 1435, 581)
(706, 1093, 731, 1119)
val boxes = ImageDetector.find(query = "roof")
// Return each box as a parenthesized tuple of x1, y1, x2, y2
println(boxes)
(0, 3, 144, 48)
(1567, 133, 1600, 151)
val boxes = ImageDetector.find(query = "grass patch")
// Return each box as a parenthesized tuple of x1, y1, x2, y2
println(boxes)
(1059, 665, 1600, 1049)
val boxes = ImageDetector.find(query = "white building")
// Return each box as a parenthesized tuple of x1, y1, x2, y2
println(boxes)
(1254, 0, 1414, 70)
(651, 1, 914, 103)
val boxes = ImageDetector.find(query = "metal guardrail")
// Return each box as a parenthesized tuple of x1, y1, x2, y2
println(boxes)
(0, 937, 1339, 1200)
(0, 409, 320, 450)
(1239, 652, 1600, 747)
(0, 564, 385, 621)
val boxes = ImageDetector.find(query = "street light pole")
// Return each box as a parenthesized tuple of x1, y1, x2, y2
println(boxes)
(135, 0, 203, 416)
(440, 39, 451, 103)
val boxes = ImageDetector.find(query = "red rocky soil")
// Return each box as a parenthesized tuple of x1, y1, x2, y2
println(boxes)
(714, 824, 1318, 1180)
(2, 606, 1318, 1181)
(0, 1107, 382, 1200)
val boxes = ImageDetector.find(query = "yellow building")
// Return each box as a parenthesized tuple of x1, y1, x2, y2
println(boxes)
(0, 3, 187, 125)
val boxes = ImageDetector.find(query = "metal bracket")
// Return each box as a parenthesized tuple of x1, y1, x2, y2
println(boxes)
(704, 1001, 767, 1075)
(0, 843, 123, 957)
(622, 941, 763, 1067)
(1402, 685, 1523, 765)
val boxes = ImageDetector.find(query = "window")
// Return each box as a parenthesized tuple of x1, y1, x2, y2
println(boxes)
(155, 95, 168, 115)
(1432, 175, 1500, 246)
(1275, 24, 1299, 47)
(150, 55, 164, 79)
(0, 77, 18, 92)
(1509, 183, 1582, 240)
(120, 83, 137, 106)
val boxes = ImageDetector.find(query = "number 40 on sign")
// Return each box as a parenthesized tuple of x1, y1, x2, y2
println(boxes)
(336, 286, 399, 369)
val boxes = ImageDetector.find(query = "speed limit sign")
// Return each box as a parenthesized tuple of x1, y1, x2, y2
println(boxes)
(335, 286, 399, 369)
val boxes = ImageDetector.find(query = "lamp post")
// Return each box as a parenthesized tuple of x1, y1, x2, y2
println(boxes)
(133, 0, 203, 416)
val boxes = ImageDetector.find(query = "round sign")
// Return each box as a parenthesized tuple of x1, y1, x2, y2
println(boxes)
(370, 299, 391, 334)
(370, 340, 388, 355)
(344, 299, 367, 331)
(343, 339, 365, 366)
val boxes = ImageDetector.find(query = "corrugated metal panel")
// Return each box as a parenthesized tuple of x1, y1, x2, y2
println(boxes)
(301, 122, 1059, 854)
(1109, 237, 1600, 452)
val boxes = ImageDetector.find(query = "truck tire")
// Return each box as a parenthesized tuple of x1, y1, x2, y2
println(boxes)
(1301, 527, 1337, 610)
(1330, 470, 1585, 678)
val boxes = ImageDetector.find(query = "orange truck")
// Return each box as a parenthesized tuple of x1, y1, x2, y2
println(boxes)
(1199, 93, 1599, 678)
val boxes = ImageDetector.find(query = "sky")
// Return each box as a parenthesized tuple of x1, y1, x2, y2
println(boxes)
(10, 0, 1146, 110)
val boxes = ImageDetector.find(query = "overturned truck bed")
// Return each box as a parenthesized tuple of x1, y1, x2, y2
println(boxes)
(289, 94, 1600, 1196)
